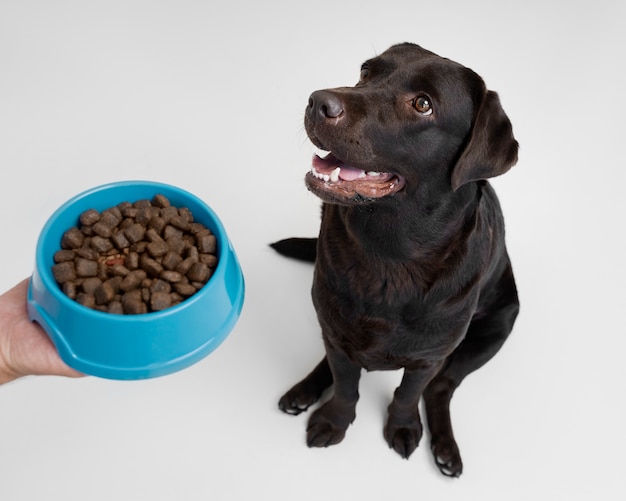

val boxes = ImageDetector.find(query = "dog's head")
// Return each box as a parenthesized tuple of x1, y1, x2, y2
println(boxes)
(304, 43, 518, 205)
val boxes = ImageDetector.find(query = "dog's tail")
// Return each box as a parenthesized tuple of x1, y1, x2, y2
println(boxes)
(270, 237, 317, 263)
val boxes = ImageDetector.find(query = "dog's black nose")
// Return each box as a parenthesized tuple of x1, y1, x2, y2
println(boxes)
(308, 90, 344, 120)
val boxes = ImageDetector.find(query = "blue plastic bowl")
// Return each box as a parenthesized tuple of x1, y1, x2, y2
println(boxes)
(27, 181, 245, 380)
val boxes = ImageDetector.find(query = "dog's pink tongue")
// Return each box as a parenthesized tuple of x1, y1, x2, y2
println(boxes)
(338, 165, 365, 181)
(312, 153, 365, 181)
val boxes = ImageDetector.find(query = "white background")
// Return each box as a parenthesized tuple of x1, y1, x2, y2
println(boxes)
(1, 0, 624, 499)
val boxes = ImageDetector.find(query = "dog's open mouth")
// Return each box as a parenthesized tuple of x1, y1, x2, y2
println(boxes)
(305, 152, 405, 202)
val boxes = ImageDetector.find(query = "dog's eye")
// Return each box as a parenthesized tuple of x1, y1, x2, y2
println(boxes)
(412, 96, 433, 116)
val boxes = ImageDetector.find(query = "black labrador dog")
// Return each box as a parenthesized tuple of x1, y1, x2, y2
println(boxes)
(271, 43, 519, 477)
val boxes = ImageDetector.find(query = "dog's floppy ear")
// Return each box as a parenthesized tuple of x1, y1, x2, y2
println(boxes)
(451, 90, 518, 191)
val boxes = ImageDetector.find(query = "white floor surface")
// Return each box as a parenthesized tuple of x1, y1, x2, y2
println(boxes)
(1, 1, 624, 499)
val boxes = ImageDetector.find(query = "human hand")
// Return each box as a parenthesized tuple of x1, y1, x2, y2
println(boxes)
(0, 279, 83, 385)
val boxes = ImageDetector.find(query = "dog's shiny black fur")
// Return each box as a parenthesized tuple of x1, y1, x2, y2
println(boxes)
(272, 43, 519, 477)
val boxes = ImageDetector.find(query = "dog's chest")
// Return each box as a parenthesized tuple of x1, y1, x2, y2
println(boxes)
(311, 258, 474, 367)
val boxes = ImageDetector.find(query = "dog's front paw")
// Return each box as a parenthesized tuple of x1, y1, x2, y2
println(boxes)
(384, 417, 423, 459)
(306, 402, 354, 448)
(278, 384, 323, 416)
(431, 437, 463, 477)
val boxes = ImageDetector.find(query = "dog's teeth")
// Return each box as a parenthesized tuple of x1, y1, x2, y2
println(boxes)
(313, 147, 331, 158)
(367, 171, 380, 177)
(359, 171, 367, 179)
(330, 167, 341, 183)
(310, 165, 331, 182)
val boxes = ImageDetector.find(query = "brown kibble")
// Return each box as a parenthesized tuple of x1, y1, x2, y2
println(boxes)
(133, 199, 152, 209)
(110, 230, 131, 250)
(119, 218, 133, 230)
(187, 245, 199, 262)
(162, 251, 183, 270)
(102, 208, 122, 226)
(135, 206, 154, 225)
(76, 292, 96, 309)
(182, 234, 195, 248)
(187, 262, 211, 283)
(140, 254, 163, 277)
(144, 228, 162, 243)
(147, 240, 169, 258)
(61, 227, 84, 249)
(108, 301, 124, 314)
(178, 207, 194, 223)
(105, 276, 123, 293)
(147, 216, 167, 235)
(150, 279, 171, 294)
(80, 225, 95, 236)
(166, 236, 186, 255)
(150, 291, 172, 311)
(62, 281, 78, 299)
(92, 221, 113, 238)
(189, 222, 207, 234)
(152, 194, 170, 208)
(175, 257, 195, 275)
(75, 258, 99, 278)
(124, 223, 146, 244)
(122, 298, 142, 313)
(94, 281, 116, 305)
(160, 206, 178, 222)
(197, 233, 217, 254)
(120, 269, 147, 292)
(125, 251, 139, 270)
(122, 288, 141, 302)
(90, 236, 114, 253)
(174, 282, 197, 297)
(97, 262, 109, 280)
(160, 270, 183, 283)
(169, 215, 190, 231)
(80, 209, 101, 226)
(52, 196, 217, 314)
(54, 249, 76, 263)
(200, 253, 218, 268)
(163, 225, 183, 240)
(121, 205, 138, 218)
(107, 264, 130, 277)
(129, 241, 148, 253)
(122, 290, 147, 314)
(81, 277, 103, 295)
(75, 247, 99, 260)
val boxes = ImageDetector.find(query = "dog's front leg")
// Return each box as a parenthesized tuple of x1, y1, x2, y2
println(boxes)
(306, 343, 361, 448)
(384, 360, 444, 459)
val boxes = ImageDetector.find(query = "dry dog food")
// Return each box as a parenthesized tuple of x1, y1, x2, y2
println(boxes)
(51, 194, 218, 314)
